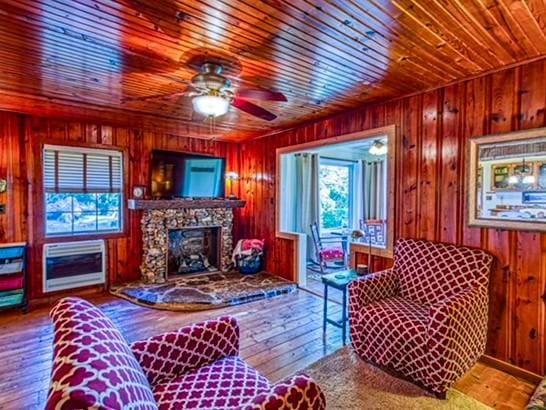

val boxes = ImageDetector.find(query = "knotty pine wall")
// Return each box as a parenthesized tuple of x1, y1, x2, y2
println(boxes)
(0, 112, 240, 301)
(237, 59, 546, 375)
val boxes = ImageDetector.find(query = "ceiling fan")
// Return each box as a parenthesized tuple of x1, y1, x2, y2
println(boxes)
(126, 62, 287, 121)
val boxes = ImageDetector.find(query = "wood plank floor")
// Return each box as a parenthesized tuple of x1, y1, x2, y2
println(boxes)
(0, 289, 536, 409)
(305, 268, 345, 304)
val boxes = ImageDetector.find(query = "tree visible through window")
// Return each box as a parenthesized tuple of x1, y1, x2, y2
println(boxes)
(43, 146, 123, 236)
(319, 161, 352, 230)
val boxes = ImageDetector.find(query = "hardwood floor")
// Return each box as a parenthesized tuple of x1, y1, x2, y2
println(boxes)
(0, 289, 536, 409)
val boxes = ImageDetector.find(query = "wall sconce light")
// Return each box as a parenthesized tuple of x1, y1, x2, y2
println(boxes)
(225, 172, 239, 200)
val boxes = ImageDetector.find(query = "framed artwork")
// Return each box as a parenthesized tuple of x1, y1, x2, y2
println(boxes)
(468, 127, 546, 232)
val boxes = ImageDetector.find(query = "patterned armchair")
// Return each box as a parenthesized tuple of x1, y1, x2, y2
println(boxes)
(46, 297, 326, 410)
(349, 238, 493, 396)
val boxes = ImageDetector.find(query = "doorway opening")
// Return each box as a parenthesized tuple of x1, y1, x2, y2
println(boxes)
(276, 127, 395, 302)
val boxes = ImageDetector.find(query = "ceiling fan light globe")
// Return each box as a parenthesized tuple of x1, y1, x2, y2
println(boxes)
(369, 140, 388, 155)
(192, 95, 230, 117)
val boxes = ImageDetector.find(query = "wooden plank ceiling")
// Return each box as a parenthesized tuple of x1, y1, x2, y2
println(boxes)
(1, 0, 546, 141)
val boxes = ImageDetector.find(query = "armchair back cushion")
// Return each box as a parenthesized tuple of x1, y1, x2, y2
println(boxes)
(46, 297, 157, 410)
(394, 238, 493, 306)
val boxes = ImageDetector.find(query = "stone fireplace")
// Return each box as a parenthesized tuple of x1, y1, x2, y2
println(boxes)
(167, 226, 221, 277)
(129, 199, 245, 284)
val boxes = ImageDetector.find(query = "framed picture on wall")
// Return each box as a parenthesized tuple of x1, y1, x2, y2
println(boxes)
(467, 127, 546, 232)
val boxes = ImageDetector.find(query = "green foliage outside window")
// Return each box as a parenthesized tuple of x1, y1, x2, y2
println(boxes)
(319, 164, 350, 230)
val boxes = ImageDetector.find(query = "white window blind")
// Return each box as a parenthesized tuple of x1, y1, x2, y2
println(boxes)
(44, 146, 122, 193)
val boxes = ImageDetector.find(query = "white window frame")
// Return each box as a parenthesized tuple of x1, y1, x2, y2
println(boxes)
(43, 144, 124, 238)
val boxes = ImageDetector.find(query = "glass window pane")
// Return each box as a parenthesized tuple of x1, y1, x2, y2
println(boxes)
(73, 193, 97, 212)
(73, 211, 97, 232)
(46, 193, 72, 212)
(97, 193, 121, 211)
(46, 212, 73, 234)
(43, 146, 123, 237)
(319, 164, 350, 230)
(98, 210, 120, 231)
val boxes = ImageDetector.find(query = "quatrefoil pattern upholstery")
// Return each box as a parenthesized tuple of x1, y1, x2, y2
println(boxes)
(46, 297, 158, 410)
(129, 317, 240, 385)
(47, 297, 326, 410)
(349, 238, 493, 395)
(152, 356, 271, 409)
(243, 374, 327, 410)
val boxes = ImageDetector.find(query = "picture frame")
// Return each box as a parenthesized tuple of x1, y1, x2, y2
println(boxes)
(467, 127, 546, 232)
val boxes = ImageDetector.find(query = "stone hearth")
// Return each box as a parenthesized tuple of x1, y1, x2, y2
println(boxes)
(140, 207, 234, 283)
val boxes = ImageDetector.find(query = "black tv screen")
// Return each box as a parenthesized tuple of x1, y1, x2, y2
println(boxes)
(151, 150, 225, 199)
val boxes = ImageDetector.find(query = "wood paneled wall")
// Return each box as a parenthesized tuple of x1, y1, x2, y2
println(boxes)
(237, 59, 546, 375)
(0, 112, 239, 300)
(1, 60, 545, 375)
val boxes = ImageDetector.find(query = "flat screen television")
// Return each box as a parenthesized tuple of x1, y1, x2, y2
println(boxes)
(151, 150, 225, 199)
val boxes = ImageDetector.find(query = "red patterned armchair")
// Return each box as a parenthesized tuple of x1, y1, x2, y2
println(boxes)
(46, 297, 326, 409)
(349, 238, 493, 396)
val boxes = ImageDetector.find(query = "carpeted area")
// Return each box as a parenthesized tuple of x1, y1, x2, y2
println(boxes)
(110, 271, 296, 311)
(301, 347, 491, 409)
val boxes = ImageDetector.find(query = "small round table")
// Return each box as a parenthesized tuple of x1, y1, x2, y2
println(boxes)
(321, 269, 359, 345)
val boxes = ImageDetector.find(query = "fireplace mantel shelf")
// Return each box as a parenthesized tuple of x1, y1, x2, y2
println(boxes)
(128, 198, 246, 210)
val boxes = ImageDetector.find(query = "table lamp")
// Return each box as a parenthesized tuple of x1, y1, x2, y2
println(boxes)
(225, 171, 239, 199)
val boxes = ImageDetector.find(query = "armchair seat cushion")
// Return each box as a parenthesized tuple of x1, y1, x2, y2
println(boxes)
(153, 356, 271, 410)
(319, 246, 344, 260)
(353, 296, 428, 375)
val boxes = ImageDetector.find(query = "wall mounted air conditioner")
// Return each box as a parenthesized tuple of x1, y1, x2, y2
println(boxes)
(43, 240, 106, 293)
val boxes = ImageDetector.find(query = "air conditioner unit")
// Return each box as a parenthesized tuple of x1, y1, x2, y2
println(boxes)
(43, 240, 106, 293)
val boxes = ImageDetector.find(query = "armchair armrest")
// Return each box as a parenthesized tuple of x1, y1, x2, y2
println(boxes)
(242, 374, 326, 410)
(425, 286, 489, 392)
(348, 269, 398, 307)
(130, 316, 239, 385)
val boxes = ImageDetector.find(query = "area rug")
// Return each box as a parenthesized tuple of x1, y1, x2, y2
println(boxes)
(110, 271, 296, 311)
(301, 347, 491, 409)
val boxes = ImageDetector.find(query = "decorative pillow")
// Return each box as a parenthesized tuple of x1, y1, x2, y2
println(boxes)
(320, 247, 344, 260)
(46, 297, 158, 410)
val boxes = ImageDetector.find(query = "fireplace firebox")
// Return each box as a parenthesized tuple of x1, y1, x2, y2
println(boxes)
(167, 226, 221, 278)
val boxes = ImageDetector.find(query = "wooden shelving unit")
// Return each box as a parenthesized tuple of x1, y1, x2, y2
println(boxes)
(0, 242, 27, 313)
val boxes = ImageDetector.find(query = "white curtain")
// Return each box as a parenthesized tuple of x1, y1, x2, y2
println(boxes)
(294, 153, 320, 261)
(361, 160, 386, 221)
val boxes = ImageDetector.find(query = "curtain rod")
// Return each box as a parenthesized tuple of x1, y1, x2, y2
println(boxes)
(319, 156, 358, 163)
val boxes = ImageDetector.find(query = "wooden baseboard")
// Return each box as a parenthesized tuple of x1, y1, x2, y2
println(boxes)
(28, 286, 107, 310)
(479, 354, 543, 385)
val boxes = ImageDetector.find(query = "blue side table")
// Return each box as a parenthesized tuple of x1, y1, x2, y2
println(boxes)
(322, 269, 358, 345)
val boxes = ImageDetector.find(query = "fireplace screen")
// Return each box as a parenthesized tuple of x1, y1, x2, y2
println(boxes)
(167, 227, 221, 276)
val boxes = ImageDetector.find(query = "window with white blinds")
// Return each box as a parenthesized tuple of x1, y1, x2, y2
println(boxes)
(43, 145, 123, 236)
(43, 146, 122, 193)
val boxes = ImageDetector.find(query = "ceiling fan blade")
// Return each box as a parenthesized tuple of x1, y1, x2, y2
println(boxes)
(232, 97, 277, 121)
(235, 88, 287, 101)
(122, 89, 190, 103)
